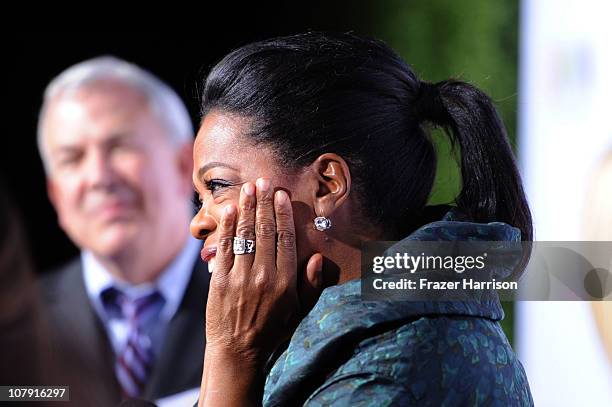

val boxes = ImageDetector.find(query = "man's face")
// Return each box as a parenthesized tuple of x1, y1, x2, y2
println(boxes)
(43, 82, 192, 260)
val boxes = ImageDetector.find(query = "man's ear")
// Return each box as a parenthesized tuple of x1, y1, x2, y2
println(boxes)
(310, 153, 351, 217)
(46, 178, 58, 209)
(46, 177, 66, 229)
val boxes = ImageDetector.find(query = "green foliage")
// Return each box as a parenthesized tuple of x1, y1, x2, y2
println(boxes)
(372, 0, 518, 140)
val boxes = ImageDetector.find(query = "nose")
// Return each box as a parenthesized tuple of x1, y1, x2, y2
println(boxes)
(84, 148, 116, 189)
(190, 203, 217, 241)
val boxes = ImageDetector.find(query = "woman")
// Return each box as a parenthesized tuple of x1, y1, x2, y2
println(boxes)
(190, 32, 533, 406)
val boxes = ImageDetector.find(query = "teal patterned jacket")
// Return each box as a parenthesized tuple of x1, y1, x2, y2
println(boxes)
(262, 210, 533, 406)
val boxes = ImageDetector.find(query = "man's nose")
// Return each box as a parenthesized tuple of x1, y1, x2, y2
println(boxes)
(84, 149, 116, 188)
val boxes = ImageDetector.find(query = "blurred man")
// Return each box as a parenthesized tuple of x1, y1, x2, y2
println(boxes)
(36, 56, 208, 406)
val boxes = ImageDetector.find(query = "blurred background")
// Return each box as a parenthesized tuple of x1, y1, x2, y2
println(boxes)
(2, 1, 610, 405)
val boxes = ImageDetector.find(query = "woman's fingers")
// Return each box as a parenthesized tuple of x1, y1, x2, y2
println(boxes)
(274, 189, 297, 288)
(234, 182, 257, 271)
(254, 178, 276, 270)
(213, 204, 236, 279)
(205, 178, 305, 362)
(297, 253, 324, 314)
(304, 253, 323, 291)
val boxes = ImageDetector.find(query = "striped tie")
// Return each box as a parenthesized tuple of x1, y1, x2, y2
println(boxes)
(102, 287, 165, 398)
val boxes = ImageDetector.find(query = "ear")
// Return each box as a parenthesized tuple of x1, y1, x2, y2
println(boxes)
(309, 153, 351, 218)
(46, 177, 66, 229)
(46, 178, 58, 209)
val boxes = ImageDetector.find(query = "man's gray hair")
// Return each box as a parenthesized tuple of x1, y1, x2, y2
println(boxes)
(37, 56, 194, 172)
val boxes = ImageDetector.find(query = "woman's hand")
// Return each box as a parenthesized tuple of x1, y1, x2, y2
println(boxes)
(199, 178, 323, 407)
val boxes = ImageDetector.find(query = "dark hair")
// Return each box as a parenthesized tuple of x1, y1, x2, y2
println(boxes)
(200, 32, 532, 241)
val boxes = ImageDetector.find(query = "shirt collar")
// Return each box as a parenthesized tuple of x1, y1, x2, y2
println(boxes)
(82, 236, 201, 323)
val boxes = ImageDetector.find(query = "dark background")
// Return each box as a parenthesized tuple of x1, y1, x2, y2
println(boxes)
(3, 6, 377, 272)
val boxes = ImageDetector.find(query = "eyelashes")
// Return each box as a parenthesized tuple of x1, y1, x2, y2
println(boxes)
(193, 179, 237, 212)
(205, 179, 234, 194)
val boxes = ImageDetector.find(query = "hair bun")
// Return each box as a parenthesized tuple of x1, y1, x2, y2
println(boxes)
(415, 81, 447, 124)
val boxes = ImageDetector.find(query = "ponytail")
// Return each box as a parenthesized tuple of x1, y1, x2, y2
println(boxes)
(416, 80, 533, 242)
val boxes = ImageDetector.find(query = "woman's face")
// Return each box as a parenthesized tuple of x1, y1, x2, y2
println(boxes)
(190, 111, 316, 273)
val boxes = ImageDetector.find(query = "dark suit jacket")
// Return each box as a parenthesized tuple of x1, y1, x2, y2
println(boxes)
(38, 256, 209, 406)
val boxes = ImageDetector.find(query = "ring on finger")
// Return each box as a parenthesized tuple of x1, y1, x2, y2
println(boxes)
(233, 236, 256, 255)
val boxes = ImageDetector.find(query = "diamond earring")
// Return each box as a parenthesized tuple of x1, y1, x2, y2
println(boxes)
(314, 216, 332, 231)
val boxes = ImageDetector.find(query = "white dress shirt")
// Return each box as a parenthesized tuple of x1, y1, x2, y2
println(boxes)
(82, 236, 202, 356)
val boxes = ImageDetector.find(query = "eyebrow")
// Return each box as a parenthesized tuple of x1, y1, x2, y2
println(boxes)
(53, 133, 130, 153)
(197, 162, 239, 181)
(54, 145, 81, 155)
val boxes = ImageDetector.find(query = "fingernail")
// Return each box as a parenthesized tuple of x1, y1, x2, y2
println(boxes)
(225, 205, 236, 215)
(243, 182, 255, 196)
(256, 178, 270, 192)
(275, 190, 287, 204)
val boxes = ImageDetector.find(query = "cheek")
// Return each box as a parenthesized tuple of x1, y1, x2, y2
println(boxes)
(113, 153, 146, 183)
(199, 189, 241, 223)
(289, 199, 316, 264)
(113, 153, 160, 202)
(288, 196, 314, 229)
(52, 176, 83, 208)
(51, 182, 85, 233)
(206, 202, 227, 221)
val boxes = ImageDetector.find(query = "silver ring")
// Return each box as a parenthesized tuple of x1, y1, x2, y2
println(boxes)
(233, 237, 256, 255)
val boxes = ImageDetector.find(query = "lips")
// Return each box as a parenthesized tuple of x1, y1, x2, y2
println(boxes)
(201, 246, 217, 262)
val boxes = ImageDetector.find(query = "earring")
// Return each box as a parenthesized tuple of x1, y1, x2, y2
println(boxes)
(314, 216, 332, 231)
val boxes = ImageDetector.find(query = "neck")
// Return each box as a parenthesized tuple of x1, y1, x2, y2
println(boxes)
(322, 242, 362, 286)
(94, 231, 189, 285)
(321, 224, 388, 287)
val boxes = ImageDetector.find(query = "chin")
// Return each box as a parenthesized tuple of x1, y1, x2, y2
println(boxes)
(87, 228, 139, 258)
(92, 242, 133, 259)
